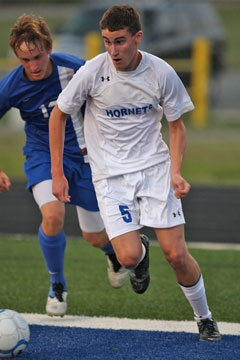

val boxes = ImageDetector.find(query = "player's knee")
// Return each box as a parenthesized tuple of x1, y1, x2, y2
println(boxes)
(83, 231, 108, 248)
(165, 249, 186, 270)
(42, 212, 64, 235)
(84, 234, 102, 248)
(117, 253, 140, 269)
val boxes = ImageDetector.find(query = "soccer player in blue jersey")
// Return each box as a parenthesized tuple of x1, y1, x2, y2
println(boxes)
(0, 14, 128, 317)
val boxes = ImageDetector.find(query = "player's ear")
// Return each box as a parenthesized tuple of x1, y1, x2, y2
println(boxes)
(136, 30, 143, 44)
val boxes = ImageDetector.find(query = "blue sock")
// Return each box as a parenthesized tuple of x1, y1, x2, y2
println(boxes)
(38, 227, 66, 287)
(101, 241, 114, 255)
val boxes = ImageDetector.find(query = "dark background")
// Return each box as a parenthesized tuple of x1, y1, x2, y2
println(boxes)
(0, 181, 239, 244)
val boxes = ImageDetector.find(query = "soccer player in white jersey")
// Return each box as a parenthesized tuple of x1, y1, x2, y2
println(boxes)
(49, 5, 221, 341)
(0, 14, 129, 317)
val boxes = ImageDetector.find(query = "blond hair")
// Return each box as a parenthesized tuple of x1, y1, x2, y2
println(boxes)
(9, 13, 52, 54)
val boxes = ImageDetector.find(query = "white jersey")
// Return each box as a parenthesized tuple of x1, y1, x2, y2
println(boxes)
(57, 51, 194, 182)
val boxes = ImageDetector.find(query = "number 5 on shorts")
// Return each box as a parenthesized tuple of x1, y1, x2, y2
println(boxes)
(119, 205, 132, 223)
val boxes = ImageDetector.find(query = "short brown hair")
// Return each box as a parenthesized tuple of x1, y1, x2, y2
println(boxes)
(9, 13, 52, 54)
(99, 4, 141, 35)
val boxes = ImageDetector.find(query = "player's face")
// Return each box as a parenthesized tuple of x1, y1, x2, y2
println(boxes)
(15, 41, 53, 81)
(102, 28, 143, 72)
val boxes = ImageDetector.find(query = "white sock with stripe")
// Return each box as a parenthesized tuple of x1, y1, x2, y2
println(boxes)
(179, 275, 212, 322)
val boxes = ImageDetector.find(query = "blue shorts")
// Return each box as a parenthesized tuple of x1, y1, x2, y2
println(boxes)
(24, 151, 99, 212)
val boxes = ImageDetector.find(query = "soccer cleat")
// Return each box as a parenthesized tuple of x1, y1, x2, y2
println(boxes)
(107, 253, 129, 288)
(46, 282, 67, 317)
(197, 318, 221, 341)
(130, 234, 150, 294)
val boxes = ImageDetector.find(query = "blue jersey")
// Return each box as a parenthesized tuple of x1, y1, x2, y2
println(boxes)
(0, 53, 98, 210)
(0, 53, 86, 160)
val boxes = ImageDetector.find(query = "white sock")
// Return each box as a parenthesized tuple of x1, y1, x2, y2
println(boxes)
(139, 243, 146, 264)
(179, 275, 212, 322)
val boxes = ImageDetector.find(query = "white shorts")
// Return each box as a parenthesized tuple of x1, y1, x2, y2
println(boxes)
(32, 180, 105, 233)
(94, 162, 185, 240)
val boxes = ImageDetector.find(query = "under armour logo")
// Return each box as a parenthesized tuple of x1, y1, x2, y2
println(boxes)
(173, 210, 181, 218)
(101, 76, 110, 82)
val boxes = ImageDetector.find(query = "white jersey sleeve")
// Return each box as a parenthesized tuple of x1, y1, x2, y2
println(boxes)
(157, 59, 194, 121)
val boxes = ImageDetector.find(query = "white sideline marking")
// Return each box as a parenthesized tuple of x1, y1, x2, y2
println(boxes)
(150, 240, 240, 251)
(187, 242, 240, 250)
(21, 313, 240, 335)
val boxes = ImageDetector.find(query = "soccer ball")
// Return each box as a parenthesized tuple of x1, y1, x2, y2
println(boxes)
(0, 309, 30, 358)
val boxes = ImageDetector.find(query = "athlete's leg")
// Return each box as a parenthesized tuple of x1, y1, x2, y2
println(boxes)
(32, 180, 68, 316)
(76, 206, 129, 288)
(111, 230, 150, 294)
(76, 205, 109, 248)
(93, 173, 150, 293)
(39, 200, 66, 286)
(33, 180, 67, 285)
(155, 225, 221, 341)
(111, 230, 143, 269)
(112, 230, 150, 294)
(155, 225, 200, 285)
(155, 225, 214, 322)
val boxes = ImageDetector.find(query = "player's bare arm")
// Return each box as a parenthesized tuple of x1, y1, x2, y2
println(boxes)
(0, 169, 11, 194)
(168, 117, 190, 199)
(49, 105, 71, 203)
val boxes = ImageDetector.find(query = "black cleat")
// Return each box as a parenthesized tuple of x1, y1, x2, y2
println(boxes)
(197, 318, 221, 341)
(130, 234, 150, 294)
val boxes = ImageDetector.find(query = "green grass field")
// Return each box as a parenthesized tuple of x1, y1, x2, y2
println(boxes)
(0, 235, 239, 323)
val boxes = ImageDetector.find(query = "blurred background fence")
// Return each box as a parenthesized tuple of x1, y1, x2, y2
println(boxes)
(0, 180, 239, 244)
(0, 0, 240, 243)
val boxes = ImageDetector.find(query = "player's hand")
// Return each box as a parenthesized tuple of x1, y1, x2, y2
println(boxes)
(52, 174, 71, 203)
(0, 170, 11, 194)
(171, 173, 190, 199)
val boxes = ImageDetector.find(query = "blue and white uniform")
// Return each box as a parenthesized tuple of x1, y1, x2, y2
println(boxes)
(57, 51, 194, 239)
(0, 53, 98, 211)
(57, 51, 194, 182)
